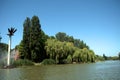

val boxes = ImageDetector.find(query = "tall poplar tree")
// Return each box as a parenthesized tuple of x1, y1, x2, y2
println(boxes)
(22, 17, 31, 59)
(30, 16, 45, 62)
(19, 16, 47, 62)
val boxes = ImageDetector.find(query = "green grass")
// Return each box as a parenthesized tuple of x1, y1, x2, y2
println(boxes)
(12, 59, 34, 67)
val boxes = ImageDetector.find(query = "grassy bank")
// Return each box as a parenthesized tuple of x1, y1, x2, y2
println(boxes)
(12, 59, 34, 67)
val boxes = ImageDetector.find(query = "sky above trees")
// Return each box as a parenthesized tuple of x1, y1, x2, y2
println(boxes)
(0, 0, 120, 56)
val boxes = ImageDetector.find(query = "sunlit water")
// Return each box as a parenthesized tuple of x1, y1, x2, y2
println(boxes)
(0, 60, 120, 80)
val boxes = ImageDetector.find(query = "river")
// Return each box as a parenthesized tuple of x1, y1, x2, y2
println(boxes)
(0, 60, 120, 80)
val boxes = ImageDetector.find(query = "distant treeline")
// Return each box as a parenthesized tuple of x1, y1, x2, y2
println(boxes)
(1, 16, 119, 65)
(102, 54, 119, 60)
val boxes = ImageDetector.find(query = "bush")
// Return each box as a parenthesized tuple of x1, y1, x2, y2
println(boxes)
(41, 59, 56, 65)
(66, 55, 72, 64)
(12, 59, 34, 67)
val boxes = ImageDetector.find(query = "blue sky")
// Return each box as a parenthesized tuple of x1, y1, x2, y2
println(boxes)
(0, 0, 120, 56)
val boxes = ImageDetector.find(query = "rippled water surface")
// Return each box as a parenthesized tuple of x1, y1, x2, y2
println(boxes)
(0, 60, 120, 80)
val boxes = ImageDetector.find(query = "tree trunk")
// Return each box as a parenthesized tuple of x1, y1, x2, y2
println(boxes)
(7, 36, 11, 66)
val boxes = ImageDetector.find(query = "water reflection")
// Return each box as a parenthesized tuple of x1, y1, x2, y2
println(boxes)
(0, 61, 120, 80)
(0, 68, 22, 80)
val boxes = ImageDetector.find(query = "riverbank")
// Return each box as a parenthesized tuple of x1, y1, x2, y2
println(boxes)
(1, 59, 119, 69)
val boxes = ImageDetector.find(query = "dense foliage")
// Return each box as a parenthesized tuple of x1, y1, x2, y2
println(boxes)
(45, 39, 95, 64)
(56, 32, 89, 49)
(20, 17, 31, 60)
(0, 16, 119, 67)
(15, 16, 119, 65)
(18, 16, 47, 62)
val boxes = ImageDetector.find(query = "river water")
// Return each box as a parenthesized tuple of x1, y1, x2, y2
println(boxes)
(0, 60, 120, 80)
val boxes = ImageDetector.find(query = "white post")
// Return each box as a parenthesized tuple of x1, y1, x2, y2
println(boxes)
(7, 36, 11, 66)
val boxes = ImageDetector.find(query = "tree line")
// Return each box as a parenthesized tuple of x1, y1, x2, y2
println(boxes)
(0, 15, 119, 66)
(13, 16, 120, 64)
(15, 16, 95, 63)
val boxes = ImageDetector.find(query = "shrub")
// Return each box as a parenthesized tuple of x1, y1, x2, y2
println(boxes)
(12, 59, 34, 67)
(41, 59, 56, 65)
(66, 55, 72, 64)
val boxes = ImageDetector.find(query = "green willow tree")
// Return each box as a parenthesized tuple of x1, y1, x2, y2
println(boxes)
(73, 48, 82, 62)
(72, 48, 95, 63)
(45, 38, 95, 64)
(45, 39, 75, 64)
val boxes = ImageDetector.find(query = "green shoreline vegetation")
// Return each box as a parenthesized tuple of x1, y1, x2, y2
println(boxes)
(0, 16, 120, 67)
